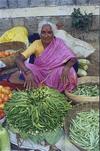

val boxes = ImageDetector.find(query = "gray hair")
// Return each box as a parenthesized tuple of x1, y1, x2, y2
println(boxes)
(38, 20, 57, 35)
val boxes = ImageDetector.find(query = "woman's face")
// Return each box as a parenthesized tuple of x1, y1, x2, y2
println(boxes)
(40, 24, 54, 46)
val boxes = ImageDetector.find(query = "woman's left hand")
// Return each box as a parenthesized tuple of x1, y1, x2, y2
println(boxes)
(61, 66, 70, 85)
(61, 58, 77, 86)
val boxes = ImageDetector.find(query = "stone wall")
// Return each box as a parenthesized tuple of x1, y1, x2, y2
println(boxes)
(0, 16, 71, 35)
(0, 15, 99, 36)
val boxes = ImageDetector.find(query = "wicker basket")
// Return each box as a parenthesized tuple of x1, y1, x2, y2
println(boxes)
(64, 102, 99, 151)
(65, 76, 99, 103)
(0, 41, 26, 69)
(0, 41, 26, 51)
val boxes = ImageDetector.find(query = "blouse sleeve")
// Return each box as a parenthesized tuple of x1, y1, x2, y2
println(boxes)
(21, 41, 37, 59)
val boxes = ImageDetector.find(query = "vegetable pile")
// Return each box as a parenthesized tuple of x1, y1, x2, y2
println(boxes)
(77, 59, 90, 77)
(0, 51, 16, 58)
(4, 86, 71, 138)
(69, 110, 99, 151)
(0, 85, 12, 119)
(73, 84, 99, 96)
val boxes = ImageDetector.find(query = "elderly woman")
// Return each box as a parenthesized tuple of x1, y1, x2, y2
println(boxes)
(9, 21, 77, 92)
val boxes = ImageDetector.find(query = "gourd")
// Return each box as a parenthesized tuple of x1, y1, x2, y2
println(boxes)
(77, 68, 87, 76)
(78, 59, 90, 65)
(0, 124, 11, 151)
(77, 59, 90, 76)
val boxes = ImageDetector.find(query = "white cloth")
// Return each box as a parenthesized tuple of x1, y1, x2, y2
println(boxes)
(54, 30, 95, 58)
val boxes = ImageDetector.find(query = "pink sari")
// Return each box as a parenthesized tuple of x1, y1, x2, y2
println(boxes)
(25, 37, 77, 92)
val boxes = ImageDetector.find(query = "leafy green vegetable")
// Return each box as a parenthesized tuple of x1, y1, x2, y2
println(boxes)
(71, 8, 93, 31)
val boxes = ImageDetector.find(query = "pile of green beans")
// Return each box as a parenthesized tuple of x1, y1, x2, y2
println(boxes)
(4, 86, 71, 138)
(73, 84, 99, 96)
(69, 110, 99, 151)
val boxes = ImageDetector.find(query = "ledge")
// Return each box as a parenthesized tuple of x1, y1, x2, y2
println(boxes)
(0, 5, 99, 19)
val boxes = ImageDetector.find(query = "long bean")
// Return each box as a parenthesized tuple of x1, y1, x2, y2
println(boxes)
(4, 86, 71, 138)
(73, 84, 99, 96)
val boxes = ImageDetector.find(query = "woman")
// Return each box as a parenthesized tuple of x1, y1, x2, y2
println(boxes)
(9, 21, 77, 92)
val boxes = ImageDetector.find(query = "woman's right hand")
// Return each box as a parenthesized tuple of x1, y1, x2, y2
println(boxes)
(23, 70, 36, 90)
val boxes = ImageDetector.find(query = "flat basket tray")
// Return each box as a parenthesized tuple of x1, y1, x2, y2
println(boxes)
(65, 76, 99, 103)
(0, 41, 26, 51)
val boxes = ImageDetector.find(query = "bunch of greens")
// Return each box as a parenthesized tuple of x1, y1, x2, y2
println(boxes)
(71, 8, 93, 31)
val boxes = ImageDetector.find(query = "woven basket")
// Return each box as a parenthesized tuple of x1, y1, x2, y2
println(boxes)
(64, 102, 99, 151)
(0, 53, 21, 69)
(0, 41, 26, 51)
(65, 76, 99, 103)
(0, 41, 26, 69)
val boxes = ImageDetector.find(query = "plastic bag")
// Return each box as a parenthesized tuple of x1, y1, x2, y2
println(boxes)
(0, 26, 29, 47)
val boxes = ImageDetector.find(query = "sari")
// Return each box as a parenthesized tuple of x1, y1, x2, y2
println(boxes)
(25, 37, 77, 92)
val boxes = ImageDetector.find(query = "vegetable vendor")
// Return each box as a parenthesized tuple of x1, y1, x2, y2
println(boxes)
(9, 20, 78, 92)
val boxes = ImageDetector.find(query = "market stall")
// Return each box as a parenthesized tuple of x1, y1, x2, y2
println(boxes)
(0, 75, 99, 151)
(0, 25, 99, 151)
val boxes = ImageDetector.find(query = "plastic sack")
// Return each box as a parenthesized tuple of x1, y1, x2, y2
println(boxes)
(55, 30, 95, 58)
(0, 26, 29, 47)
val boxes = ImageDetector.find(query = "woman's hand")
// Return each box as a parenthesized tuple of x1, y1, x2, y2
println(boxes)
(61, 58, 77, 86)
(61, 66, 70, 86)
(23, 70, 36, 90)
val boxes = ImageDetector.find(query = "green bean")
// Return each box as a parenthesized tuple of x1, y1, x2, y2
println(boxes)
(69, 109, 99, 151)
(73, 84, 99, 96)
